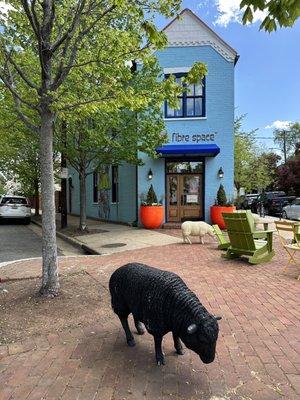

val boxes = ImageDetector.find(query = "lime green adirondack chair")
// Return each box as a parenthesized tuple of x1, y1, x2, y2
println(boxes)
(212, 225, 230, 250)
(213, 211, 255, 251)
(222, 211, 275, 264)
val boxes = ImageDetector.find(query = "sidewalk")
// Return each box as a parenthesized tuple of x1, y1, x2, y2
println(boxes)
(32, 213, 292, 257)
(0, 239, 299, 400)
(32, 214, 182, 255)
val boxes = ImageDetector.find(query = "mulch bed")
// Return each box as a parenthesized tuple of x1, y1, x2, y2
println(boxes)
(0, 271, 111, 345)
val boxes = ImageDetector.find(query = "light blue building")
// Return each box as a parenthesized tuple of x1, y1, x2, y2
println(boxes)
(68, 9, 238, 225)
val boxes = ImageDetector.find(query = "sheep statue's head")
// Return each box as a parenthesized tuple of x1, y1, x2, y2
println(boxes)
(181, 315, 222, 364)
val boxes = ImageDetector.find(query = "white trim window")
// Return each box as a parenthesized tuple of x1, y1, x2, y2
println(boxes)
(165, 73, 206, 119)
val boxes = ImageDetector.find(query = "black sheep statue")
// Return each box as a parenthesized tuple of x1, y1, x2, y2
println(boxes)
(109, 263, 221, 365)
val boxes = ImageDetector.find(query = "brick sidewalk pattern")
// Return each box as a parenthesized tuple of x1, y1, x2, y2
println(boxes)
(0, 237, 299, 400)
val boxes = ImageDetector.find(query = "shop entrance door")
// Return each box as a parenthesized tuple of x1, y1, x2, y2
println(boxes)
(167, 174, 203, 222)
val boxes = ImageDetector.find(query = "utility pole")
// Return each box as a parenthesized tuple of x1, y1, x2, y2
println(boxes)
(61, 121, 68, 229)
(283, 130, 287, 163)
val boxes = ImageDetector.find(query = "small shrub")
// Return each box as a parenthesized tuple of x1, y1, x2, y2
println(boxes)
(146, 184, 158, 205)
(216, 184, 227, 206)
(141, 185, 161, 206)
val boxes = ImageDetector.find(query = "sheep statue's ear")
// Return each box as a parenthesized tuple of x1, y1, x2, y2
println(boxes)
(187, 324, 198, 334)
(214, 316, 222, 321)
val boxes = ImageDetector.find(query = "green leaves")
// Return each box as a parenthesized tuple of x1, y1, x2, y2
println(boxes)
(234, 115, 275, 192)
(184, 62, 207, 85)
(242, 6, 254, 24)
(216, 184, 228, 206)
(274, 122, 300, 159)
(142, 21, 168, 49)
(240, 0, 300, 31)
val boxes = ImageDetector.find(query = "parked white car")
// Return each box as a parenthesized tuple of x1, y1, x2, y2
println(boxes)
(282, 198, 300, 220)
(0, 195, 31, 224)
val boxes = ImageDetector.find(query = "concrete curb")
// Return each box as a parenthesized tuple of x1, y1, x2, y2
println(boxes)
(31, 219, 101, 256)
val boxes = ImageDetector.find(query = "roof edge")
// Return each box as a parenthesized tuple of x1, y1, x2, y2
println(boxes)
(162, 8, 238, 61)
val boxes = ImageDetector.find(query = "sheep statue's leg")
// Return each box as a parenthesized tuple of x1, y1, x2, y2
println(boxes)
(208, 230, 215, 239)
(184, 235, 192, 244)
(172, 332, 184, 355)
(134, 316, 145, 335)
(119, 316, 136, 347)
(154, 335, 165, 365)
(200, 236, 204, 244)
(182, 233, 192, 244)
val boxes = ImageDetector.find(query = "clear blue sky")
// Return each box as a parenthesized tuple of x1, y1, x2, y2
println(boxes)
(155, 0, 300, 152)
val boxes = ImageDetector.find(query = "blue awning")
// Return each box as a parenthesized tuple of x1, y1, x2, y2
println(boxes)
(156, 144, 220, 157)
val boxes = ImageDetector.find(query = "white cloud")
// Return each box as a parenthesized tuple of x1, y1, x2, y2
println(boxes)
(214, 0, 267, 27)
(0, 1, 14, 18)
(0, 1, 11, 14)
(265, 120, 292, 130)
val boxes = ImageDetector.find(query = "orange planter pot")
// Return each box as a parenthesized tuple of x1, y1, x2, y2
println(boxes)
(140, 205, 164, 229)
(210, 205, 236, 230)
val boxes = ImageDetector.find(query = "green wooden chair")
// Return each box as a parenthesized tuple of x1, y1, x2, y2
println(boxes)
(222, 211, 275, 264)
(212, 225, 230, 250)
(213, 211, 256, 251)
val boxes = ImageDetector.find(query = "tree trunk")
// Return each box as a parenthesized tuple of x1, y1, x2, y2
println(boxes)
(235, 182, 241, 197)
(79, 170, 87, 231)
(39, 110, 59, 297)
(34, 178, 39, 216)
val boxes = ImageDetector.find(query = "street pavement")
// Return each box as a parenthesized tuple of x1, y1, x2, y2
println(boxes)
(0, 222, 43, 263)
(0, 222, 80, 264)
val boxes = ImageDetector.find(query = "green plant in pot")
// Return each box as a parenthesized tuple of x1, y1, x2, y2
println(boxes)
(210, 184, 235, 229)
(140, 184, 164, 229)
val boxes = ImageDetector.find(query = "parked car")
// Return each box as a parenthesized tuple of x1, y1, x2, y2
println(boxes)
(239, 193, 259, 210)
(251, 191, 296, 216)
(282, 198, 300, 220)
(0, 195, 31, 224)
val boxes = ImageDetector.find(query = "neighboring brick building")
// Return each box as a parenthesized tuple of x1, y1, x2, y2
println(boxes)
(69, 8, 238, 225)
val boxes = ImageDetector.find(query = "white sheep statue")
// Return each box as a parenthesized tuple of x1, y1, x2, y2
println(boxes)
(181, 221, 215, 244)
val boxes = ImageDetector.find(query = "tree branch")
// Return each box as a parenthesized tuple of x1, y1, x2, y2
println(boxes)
(41, 0, 55, 44)
(20, 0, 40, 39)
(1, 49, 39, 91)
(50, 0, 87, 53)
(79, 4, 116, 38)
(14, 98, 39, 134)
(0, 71, 39, 111)
(57, 96, 116, 111)
(51, 4, 116, 90)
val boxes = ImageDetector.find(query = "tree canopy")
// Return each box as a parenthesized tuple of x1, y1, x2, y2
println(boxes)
(0, 92, 40, 197)
(276, 153, 300, 194)
(234, 115, 257, 194)
(274, 122, 300, 161)
(234, 115, 280, 194)
(0, 0, 208, 296)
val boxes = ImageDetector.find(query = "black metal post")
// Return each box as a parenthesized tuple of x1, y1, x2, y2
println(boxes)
(61, 121, 68, 229)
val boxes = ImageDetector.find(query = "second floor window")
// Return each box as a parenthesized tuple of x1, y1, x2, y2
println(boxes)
(165, 74, 205, 118)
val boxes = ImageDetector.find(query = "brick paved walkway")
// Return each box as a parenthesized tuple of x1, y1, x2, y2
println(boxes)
(0, 237, 300, 400)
